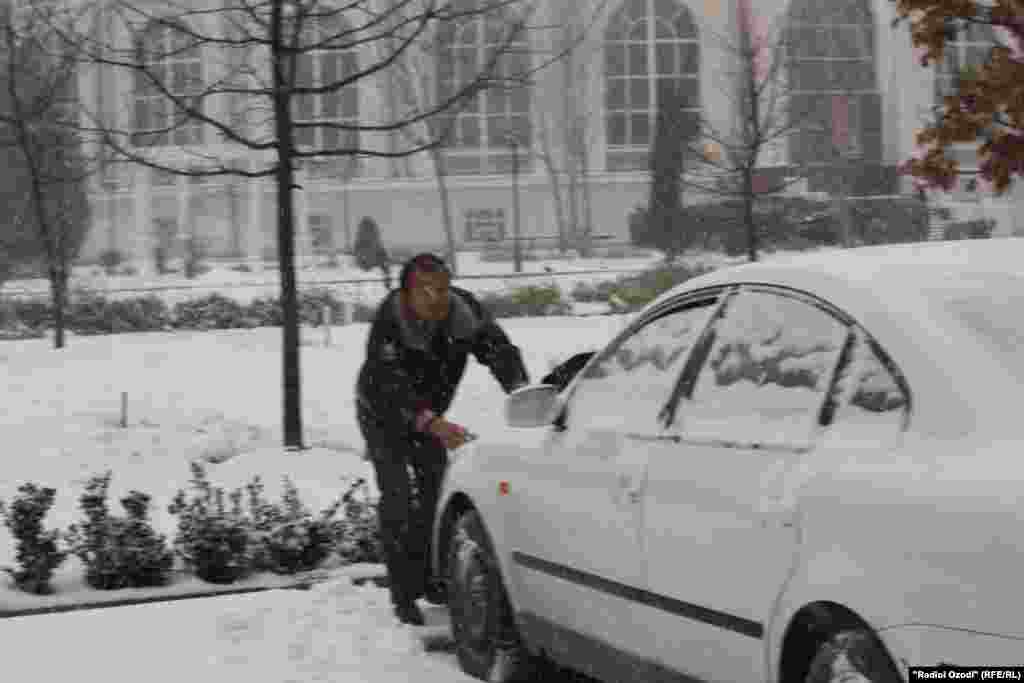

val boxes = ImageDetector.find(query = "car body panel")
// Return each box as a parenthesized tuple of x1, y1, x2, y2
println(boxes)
(640, 438, 806, 683)
(766, 435, 1024, 681)
(506, 425, 649, 653)
(433, 240, 1024, 683)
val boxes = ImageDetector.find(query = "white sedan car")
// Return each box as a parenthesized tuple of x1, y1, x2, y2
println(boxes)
(431, 239, 1024, 683)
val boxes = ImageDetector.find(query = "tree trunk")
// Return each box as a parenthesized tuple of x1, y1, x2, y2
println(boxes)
(429, 146, 458, 274)
(563, 53, 579, 253)
(579, 122, 594, 255)
(50, 264, 67, 349)
(25, 146, 65, 348)
(271, 0, 303, 451)
(742, 166, 758, 262)
(536, 115, 569, 255)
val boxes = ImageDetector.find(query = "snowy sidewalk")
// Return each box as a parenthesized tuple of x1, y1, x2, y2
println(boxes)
(0, 576, 472, 683)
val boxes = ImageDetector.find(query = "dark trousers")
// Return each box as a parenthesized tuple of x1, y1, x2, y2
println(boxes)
(369, 438, 448, 607)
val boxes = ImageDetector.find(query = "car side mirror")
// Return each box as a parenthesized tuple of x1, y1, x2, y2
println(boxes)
(506, 384, 562, 428)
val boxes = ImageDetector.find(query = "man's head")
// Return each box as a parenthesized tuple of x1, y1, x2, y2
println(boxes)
(401, 253, 452, 321)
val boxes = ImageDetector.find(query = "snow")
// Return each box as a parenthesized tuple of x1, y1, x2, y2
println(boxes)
(0, 312, 631, 680)
(0, 243, 968, 681)
(0, 578, 470, 683)
(0, 316, 630, 602)
(0, 249, 669, 305)
(0, 245, 714, 682)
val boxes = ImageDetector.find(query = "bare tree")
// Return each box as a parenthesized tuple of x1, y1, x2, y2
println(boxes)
(386, 1, 598, 269)
(678, 1, 805, 262)
(684, 0, 883, 261)
(382, 14, 467, 272)
(55, 0, 544, 450)
(0, 4, 92, 349)
(532, 16, 604, 257)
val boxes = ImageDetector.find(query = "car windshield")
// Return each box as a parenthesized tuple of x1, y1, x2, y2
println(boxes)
(920, 272, 1024, 381)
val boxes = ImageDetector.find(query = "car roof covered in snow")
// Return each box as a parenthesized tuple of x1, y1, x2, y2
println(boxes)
(674, 238, 1024, 295)
(651, 238, 1024, 439)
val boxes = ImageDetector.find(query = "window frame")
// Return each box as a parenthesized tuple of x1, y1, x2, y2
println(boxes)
(603, 0, 701, 172)
(132, 20, 205, 148)
(435, 5, 532, 176)
(291, 15, 360, 154)
(663, 284, 912, 452)
(785, 0, 880, 167)
(553, 286, 726, 432)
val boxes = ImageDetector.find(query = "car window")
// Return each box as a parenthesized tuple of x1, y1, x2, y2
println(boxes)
(564, 301, 716, 434)
(682, 289, 847, 447)
(822, 328, 909, 444)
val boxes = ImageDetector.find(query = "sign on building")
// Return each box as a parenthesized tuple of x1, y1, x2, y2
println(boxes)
(464, 208, 506, 242)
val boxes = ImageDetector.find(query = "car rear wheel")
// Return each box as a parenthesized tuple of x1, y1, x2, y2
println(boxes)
(448, 510, 535, 682)
(805, 630, 903, 683)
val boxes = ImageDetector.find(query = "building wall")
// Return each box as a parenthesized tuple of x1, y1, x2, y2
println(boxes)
(76, 0, 1024, 268)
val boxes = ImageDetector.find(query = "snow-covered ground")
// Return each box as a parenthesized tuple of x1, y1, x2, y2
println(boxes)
(0, 314, 624, 682)
(1, 249, 680, 305)
(0, 247, 826, 682)
(0, 315, 628, 609)
(0, 577, 475, 683)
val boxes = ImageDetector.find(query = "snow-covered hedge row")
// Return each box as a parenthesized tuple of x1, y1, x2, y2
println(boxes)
(0, 463, 380, 595)
(0, 262, 714, 340)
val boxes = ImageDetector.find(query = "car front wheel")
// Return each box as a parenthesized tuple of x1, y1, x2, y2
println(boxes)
(448, 510, 535, 682)
(805, 630, 903, 683)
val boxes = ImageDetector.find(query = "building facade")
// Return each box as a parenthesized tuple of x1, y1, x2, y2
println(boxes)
(76, 0, 1024, 270)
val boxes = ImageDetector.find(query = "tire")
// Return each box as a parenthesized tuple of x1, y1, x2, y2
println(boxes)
(805, 630, 903, 683)
(447, 510, 535, 682)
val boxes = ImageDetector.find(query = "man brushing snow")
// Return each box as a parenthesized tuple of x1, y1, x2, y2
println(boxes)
(355, 253, 529, 626)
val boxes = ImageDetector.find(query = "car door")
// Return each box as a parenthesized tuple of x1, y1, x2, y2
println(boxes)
(509, 294, 720, 662)
(638, 286, 850, 683)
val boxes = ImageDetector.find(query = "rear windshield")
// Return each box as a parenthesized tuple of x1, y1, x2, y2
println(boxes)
(923, 273, 1024, 381)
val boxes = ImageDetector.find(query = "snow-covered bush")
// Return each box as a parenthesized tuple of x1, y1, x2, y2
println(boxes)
(0, 483, 68, 594)
(167, 462, 254, 584)
(482, 285, 572, 318)
(172, 294, 248, 330)
(244, 296, 284, 327)
(245, 475, 337, 575)
(65, 472, 175, 590)
(327, 478, 381, 565)
(105, 296, 172, 332)
(7, 299, 52, 332)
(604, 263, 713, 311)
(98, 249, 124, 275)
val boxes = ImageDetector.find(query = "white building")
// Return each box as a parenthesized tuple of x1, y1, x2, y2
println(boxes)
(75, 0, 1024, 269)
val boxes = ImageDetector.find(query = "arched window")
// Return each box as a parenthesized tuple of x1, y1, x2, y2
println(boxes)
(437, 2, 532, 175)
(293, 12, 359, 157)
(603, 0, 700, 172)
(786, 0, 880, 173)
(133, 22, 203, 148)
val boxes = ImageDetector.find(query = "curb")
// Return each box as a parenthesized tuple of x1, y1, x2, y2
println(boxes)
(0, 574, 388, 620)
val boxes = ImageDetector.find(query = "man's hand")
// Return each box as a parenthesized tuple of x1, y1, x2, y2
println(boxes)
(428, 416, 471, 450)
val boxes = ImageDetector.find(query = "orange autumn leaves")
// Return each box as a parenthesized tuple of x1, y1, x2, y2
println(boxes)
(892, 0, 1024, 194)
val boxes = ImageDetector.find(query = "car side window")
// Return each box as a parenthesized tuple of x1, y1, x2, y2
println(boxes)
(682, 289, 847, 447)
(564, 301, 716, 434)
(822, 328, 910, 442)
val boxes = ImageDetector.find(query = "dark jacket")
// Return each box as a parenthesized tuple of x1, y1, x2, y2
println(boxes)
(356, 286, 529, 450)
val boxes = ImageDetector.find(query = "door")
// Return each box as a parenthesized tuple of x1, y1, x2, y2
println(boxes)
(639, 287, 850, 683)
(510, 297, 719, 658)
